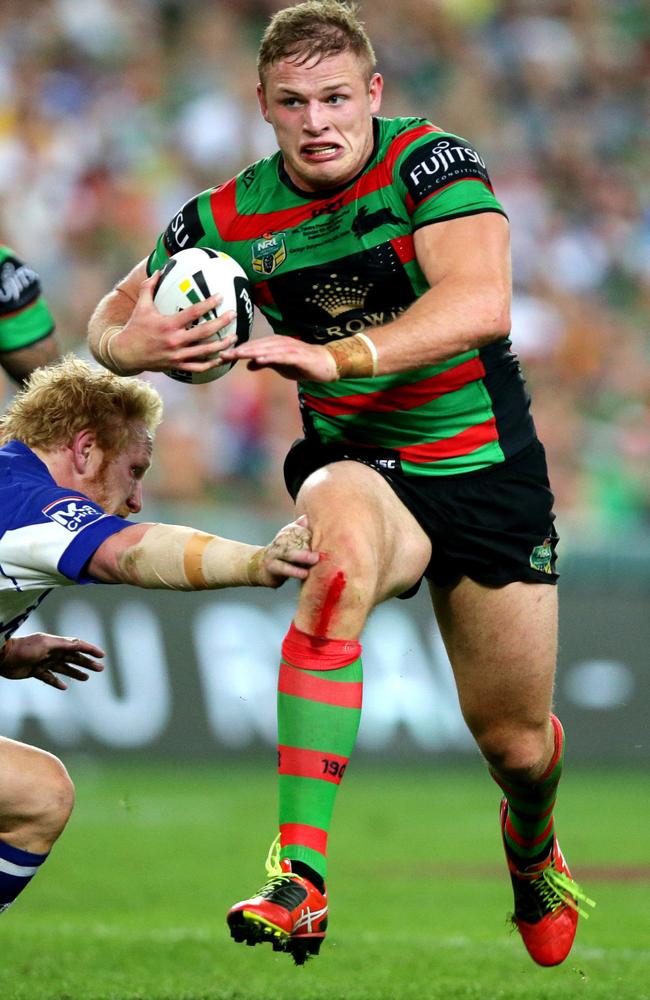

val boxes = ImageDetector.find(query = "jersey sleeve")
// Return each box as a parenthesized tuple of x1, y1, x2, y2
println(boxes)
(2, 487, 130, 588)
(395, 132, 507, 230)
(0, 247, 56, 352)
(147, 191, 215, 275)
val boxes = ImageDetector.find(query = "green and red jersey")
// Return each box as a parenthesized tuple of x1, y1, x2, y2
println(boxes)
(148, 116, 536, 475)
(0, 246, 55, 352)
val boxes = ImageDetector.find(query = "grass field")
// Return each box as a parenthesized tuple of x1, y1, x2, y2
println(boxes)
(0, 760, 647, 1000)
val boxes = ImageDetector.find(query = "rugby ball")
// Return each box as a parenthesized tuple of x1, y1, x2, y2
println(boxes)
(153, 247, 254, 384)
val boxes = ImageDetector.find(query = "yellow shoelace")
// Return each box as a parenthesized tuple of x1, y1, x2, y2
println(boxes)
(535, 865, 596, 920)
(254, 834, 292, 895)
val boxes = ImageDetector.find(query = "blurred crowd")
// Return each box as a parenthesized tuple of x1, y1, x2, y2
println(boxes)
(0, 0, 648, 542)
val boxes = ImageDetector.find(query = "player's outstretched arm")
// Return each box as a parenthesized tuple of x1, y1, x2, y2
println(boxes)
(88, 515, 318, 591)
(88, 261, 235, 376)
(0, 634, 105, 690)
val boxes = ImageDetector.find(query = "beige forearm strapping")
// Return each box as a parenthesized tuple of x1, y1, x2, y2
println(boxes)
(324, 332, 379, 379)
(118, 523, 264, 590)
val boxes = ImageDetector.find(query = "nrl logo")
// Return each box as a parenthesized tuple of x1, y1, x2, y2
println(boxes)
(305, 273, 373, 318)
(529, 538, 553, 574)
(251, 232, 287, 275)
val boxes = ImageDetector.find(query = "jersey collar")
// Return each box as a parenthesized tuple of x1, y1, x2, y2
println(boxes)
(277, 117, 380, 201)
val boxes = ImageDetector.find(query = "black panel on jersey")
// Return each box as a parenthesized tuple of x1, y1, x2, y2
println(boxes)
(268, 244, 416, 343)
(0, 254, 41, 316)
(400, 135, 493, 205)
(162, 196, 205, 255)
(479, 340, 536, 458)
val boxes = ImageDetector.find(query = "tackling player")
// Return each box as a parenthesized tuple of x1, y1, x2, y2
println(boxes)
(0, 355, 317, 917)
(86, 0, 594, 968)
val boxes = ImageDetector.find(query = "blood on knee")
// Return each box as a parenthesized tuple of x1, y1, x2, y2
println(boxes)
(311, 568, 347, 636)
(300, 538, 376, 638)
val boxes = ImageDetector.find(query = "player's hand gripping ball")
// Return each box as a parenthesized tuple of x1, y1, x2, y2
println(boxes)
(153, 247, 254, 383)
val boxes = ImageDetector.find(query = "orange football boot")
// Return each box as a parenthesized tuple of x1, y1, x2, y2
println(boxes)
(500, 798, 595, 966)
(227, 837, 327, 965)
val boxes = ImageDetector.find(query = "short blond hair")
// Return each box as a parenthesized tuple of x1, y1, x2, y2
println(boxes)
(0, 355, 163, 455)
(257, 1, 376, 87)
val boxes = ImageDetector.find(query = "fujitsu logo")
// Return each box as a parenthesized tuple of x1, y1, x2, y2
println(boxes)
(0, 261, 37, 304)
(169, 211, 190, 248)
(409, 140, 487, 186)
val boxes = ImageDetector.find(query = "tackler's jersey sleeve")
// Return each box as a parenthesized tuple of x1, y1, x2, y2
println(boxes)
(148, 116, 536, 476)
(0, 247, 55, 352)
(0, 441, 129, 644)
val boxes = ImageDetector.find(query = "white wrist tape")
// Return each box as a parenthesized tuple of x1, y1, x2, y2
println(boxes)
(96, 325, 127, 375)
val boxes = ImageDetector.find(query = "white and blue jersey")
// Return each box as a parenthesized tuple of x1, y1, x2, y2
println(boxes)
(0, 440, 129, 644)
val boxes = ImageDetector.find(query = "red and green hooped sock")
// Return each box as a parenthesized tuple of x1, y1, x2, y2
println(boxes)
(492, 713, 565, 869)
(277, 623, 363, 882)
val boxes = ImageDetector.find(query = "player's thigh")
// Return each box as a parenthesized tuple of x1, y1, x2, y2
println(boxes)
(294, 461, 431, 637)
(430, 577, 558, 735)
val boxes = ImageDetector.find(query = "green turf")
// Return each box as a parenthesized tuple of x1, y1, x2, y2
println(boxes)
(0, 761, 648, 1000)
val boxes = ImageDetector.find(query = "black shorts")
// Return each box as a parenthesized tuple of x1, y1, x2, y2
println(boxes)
(283, 437, 559, 594)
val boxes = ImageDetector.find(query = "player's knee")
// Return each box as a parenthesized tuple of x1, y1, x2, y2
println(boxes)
(308, 538, 376, 612)
(474, 720, 550, 780)
(21, 752, 75, 848)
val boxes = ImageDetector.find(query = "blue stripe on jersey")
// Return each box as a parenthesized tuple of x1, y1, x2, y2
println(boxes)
(0, 440, 130, 641)
(57, 514, 127, 582)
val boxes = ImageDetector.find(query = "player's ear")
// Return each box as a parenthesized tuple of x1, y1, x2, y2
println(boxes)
(71, 429, 98, 473)
(257, 82, 271, 123)
(368, 73, 383, 114)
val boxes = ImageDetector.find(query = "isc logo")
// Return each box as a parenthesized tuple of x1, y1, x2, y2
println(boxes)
(42, 496, 104, 532)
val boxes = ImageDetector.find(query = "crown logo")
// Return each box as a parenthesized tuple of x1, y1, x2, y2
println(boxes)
(305, 273, 372, 317)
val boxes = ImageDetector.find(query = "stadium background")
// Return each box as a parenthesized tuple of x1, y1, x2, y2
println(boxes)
(0, 4, 648, 999)
(1, 0, 647, 762)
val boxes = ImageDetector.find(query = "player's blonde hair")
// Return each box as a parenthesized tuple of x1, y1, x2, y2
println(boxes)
(0, 355, 163, 455)
(257, 0, 376, 87)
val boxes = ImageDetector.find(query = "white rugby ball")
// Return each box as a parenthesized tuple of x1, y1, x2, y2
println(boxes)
(153, 247, 254, 384)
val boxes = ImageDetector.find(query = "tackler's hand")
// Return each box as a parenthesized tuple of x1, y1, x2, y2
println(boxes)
(248, 515, 320, 587)
(0, 633, 105, 690)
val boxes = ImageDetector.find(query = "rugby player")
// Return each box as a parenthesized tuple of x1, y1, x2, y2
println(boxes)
(0, 356, 317, 916)
(0, 245, 60, 384)
(86, 0, 594, 967)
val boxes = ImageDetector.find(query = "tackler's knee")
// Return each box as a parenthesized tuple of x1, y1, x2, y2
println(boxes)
(11, 750, 75, 851)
